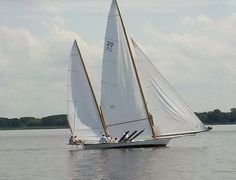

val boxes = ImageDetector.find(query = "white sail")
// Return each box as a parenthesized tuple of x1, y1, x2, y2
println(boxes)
(131, 39, 207, 136)
(101, 0, 152, 140)
(67, 40, 104, 140)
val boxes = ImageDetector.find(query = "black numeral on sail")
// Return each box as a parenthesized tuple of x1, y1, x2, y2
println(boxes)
(106, 41, 114, 52)
(107, 41, 113, 47)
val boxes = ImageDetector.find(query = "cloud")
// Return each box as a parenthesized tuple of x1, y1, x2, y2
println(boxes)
(0, 20, 102, 117)
(1, 0, 210, 14)
(197, 15, 214, 25)
(181, 16, 196, 26)
(120, 0, 208, 13)
(140, 14, 236, 111)
(1, 0, 236, 117)
(229, 0, 236, 5)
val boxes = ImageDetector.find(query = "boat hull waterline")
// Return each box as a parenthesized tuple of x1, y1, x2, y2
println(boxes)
(80, 138, 171, 150)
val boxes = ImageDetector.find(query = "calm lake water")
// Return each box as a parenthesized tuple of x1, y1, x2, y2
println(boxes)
(0, 125, 236, 180)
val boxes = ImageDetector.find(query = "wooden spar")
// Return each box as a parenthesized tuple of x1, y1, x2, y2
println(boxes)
(74, 40, 108, 137)
(100, 106, 108, 136)
(114, 0, 156, 139)
(125, 130, 137, 142)
(118, 131, 130, 142)
(129, 129, 145, 141)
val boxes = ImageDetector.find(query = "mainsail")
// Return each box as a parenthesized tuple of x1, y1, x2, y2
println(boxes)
(67, 40, 104, 140)
(101, 0, 152, 140)
(131, 39, 207, 136)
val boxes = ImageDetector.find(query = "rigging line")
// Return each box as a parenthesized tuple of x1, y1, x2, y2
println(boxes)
(107, 118, 148, 127)
(158, 129, 210, 137)
(103, 59, 117, 63)
(68, 70, 79, 72)
(77, 127, 104, 130)
(70, 54, 80, 57)
(101, 80, 117, 86)
(66, 84, 80, 87)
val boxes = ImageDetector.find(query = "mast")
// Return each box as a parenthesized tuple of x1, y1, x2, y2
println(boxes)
(100, 106, 108, 136)
(74, 40, 108, 136)
(114, 0, 156, 139)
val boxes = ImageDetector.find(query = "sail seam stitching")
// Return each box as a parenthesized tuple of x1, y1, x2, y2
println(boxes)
(101, 80, 117, 86)
(105, 38, 119, 42)
(103, 59, 117, 63)
(108, 15, 119, 17)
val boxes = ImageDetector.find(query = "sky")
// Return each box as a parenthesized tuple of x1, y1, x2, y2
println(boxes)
(0, 0, 236, 118)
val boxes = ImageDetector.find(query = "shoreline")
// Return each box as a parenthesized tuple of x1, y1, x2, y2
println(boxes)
(0, 126, 68, 131)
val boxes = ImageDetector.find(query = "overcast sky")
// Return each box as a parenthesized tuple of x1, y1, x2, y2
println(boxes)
(0, 0, 236, 118)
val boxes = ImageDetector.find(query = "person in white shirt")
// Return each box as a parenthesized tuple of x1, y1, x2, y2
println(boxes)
(73, 136, 82, 145)
(106, 135, 112, 143)
(99, 135, 107, 144)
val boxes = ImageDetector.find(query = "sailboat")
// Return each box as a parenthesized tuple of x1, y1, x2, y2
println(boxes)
(67, 0, 208, 150)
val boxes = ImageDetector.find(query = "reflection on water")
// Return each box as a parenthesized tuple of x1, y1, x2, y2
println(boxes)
(69, 148, 165, 180)
(0, 126, 236, 180)
(67, 147, 208, 180)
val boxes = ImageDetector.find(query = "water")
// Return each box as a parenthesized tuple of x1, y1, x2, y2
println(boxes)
(0, 125, 236, 180)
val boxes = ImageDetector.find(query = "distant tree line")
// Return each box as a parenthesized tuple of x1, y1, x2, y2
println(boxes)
(0, 114, 68, 129)
(196, 108, 236, 125)
(0, 108, 236, 129)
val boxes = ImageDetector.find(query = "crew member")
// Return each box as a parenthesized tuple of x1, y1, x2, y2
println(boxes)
(106, 135, 112, 143)
(73, 136, 82, 145)
(99, 135, 107, 144)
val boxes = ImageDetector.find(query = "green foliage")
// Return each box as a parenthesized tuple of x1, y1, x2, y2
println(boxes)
(0, 117, 9, 127)
(0, 115, 67, 129)
(41, 115, 67, 126)
(9, 118, 21, 127)
(1, 108, 236, 130)
(196, 108, 236, 125)
(25, 119, 41, 127)
(229, 108, 236, 123)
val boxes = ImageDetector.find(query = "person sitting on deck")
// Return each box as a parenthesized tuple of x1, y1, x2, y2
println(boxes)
(114, 138, 118, 143)
(99, 135, 107, 144)
(73, 136, 82, 145)
(106, 135, 112, 143)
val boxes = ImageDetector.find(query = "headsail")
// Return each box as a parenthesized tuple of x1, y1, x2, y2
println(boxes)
(67, 40, 104, 140)
(100, 0, 152, 140)
(131, 39, 207, 136)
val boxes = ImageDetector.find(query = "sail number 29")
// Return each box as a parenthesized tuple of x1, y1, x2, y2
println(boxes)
(106, 40, 114, 52)
(107, 41, 113, 47)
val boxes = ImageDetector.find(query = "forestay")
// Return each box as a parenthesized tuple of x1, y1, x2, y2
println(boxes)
(101, 0, 152, 140)
(67, 40, 103, 140)
(131, 39, 207, 136)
